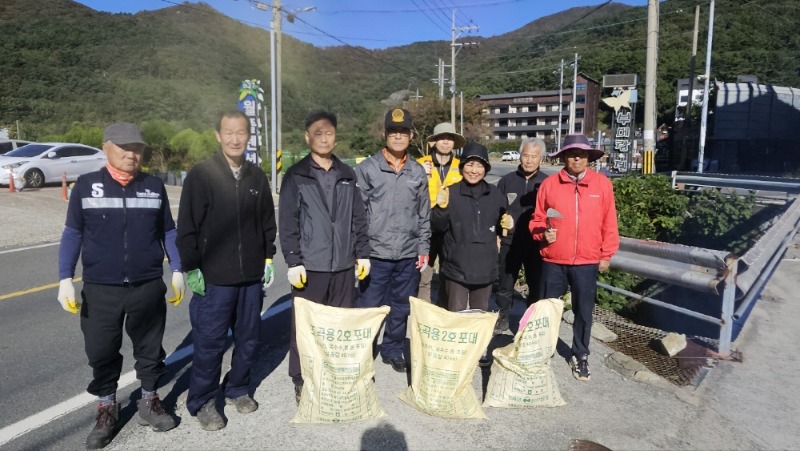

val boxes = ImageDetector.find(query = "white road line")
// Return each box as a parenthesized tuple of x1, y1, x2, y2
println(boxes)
(0, 242, 59, 255)
(0, 299, 292, 447)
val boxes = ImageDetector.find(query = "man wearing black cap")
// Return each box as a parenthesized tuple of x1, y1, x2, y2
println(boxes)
(530, 134, 619, 381)
(58, 122, 184, 448)
(355, 108, 430, 373)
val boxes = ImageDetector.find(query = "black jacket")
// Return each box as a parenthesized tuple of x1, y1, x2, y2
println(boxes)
(177, 151, 277, 285)
(496, 166, 549, 247)
(279, 154, 370, 272)
(431, 179, 508, 285)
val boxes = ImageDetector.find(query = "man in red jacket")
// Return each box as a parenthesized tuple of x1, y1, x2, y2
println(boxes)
(529, 134, 619, 381)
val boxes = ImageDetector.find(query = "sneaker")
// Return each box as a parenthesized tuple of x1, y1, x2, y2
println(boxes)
(381, 356, 407, 373)
(571, 355, 591, 381)
(225, 394, 258, 414)
(86, 403, 119, 449)
(137, 395, 177, 432)
(294, 385, 303, 406)
(195, 399, 225, 431)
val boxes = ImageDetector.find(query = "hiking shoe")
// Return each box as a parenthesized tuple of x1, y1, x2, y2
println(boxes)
(294, 385, 303, 406)
(225, 394, 258, 414)
(137, 395, 177, 432)
(479, 350, 492, 367)
(86, 403, 119, 449)
(571, 355, 591, 381)
(382, 356, 407, 373)
(195, 399, 225, 431)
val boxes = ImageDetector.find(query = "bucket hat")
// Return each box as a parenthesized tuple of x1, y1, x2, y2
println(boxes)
(426, 122, 466, 149)
(549, 134, 604, 162)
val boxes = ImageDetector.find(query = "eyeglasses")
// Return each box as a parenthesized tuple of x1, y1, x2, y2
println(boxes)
(386, 129, 411, 137)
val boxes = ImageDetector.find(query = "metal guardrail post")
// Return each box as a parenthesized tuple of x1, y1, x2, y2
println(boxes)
(718, 257, 738, 356)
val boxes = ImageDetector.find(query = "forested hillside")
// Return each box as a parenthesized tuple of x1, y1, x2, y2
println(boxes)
(1, 0, 798, 142)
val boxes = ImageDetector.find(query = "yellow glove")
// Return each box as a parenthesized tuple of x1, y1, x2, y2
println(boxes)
(288, 265, 307, 289)
(168, 272, 185, 306)
(500, 213, 514, 230)
(57, 278, 80, 314)
(436, 187, 449, 208)
(356, 259, 371, 281)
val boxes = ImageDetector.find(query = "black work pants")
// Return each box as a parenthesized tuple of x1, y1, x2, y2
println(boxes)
(418, 232, 448, 305)
(289, 269, 355, 386)
(539, 262, 599, 357)
(80, 278, 167, 397)
(496, 240, 542, 311)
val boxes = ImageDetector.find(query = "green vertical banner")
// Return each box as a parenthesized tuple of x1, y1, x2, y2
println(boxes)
(237, 79, 264, 165)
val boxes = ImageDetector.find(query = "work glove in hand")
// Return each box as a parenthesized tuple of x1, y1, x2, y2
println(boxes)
(416, 255, 429, 272)
(263, 259, 275, 289)
(435, 187, 449, 208)
(168, 272, 185, 306)
(186, 269, 205, 296)
(355, 259, 371, 280)
(288, 265, 307, 289)
(500, 213, 514, 231)
(57, 278, 80, 314)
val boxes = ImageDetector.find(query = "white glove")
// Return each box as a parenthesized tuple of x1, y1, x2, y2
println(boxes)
(168, 272, 185, 306)
(288, 265, 307, 289)
(435, 187, 449, 208)
(57, 278, 80, 314)
(356, 259, 371, 280)
(263, 259, 275, 289)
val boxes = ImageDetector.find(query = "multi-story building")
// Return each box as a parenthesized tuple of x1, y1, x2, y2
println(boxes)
(478, 73, 601, 142)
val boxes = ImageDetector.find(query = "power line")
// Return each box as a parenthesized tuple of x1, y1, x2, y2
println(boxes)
(323, 0, 528, 15)
(282, 7, 432, 81)
(410, 0, 450, 34)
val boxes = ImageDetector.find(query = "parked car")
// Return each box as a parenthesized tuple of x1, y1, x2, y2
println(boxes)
(501, 151, 520, 161)
(0, 139, 33, 155)
(0, 142, 106, 188)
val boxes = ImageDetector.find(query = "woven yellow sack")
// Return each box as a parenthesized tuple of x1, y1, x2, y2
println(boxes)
(483, 298, 566, 408)
(398, 297, 496, 419)
(291, 297, 390, 423)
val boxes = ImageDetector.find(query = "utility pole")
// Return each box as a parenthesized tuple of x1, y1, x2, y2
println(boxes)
(432, 58, 448, 99)
(569, 53, 579, 134)
(643, 0, 659, 174)
(557, 58, 564, 152)
(698, 0, 715, 174)
(450, 11, 478, 125)
(459, 91, 464, 136)
(686, 5, 700, 125)
(270, 0, 279, 194)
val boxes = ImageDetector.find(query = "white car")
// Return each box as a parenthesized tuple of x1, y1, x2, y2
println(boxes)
(501, 151, 520, 161)
(0, 142, 106, 188)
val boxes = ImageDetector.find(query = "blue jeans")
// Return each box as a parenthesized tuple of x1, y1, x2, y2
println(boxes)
(187, 282, 263, 415)
(539, 262, 599, 357)
(357, 258, 420, 359)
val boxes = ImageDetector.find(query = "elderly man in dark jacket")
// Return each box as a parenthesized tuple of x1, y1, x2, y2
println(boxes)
(177, 111, 277, 431)
(494, 137, 549, 333)
(432, 142, 513, 313)
(279, 110, 370, 403)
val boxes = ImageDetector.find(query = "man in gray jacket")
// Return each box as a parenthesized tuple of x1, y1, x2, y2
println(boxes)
(355, 108, 430, 373)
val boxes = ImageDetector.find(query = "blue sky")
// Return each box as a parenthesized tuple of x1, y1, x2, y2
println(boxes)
(73, 0, 646, 49)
